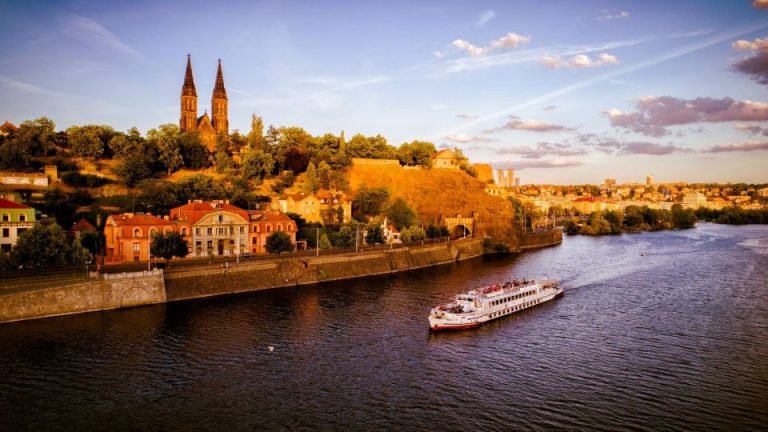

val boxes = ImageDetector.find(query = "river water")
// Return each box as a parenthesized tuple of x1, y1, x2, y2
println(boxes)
(1, 223, 767, 431)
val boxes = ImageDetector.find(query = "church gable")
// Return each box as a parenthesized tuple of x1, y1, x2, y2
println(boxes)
(197, 113, 214, 131)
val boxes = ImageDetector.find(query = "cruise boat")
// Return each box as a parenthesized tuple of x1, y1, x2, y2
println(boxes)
(428, 278, 563, 331)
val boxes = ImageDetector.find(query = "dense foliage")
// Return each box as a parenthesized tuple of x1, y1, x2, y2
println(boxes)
(150, 232, 189, 263)
(7, 224, 89, 269)
(266, 231, 294, 254)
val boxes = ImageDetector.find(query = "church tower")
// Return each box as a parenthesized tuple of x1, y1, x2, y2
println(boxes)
(211, 59, 228, 135)
(180, 55, 198, 132)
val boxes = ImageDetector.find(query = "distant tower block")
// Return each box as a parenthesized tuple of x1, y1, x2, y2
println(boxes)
(514, 177, 520, 187)
(495, 168, 515, 187)
(646, 175, 654, 186)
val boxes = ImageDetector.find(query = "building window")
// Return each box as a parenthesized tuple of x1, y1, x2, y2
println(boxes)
(195, 227, 201, 236)
(1, 213, 8, 222)
(239, 226, 244, 234)
(19, 214, 26, 222)
(133, 242, 140, 253)
(133, 228, 141, 238)
(149, 228, 158, 238)
(277, 224, 283, 232)
(266, 224, 272, 232)
(1, 228, 8, 238)
(182, 227, 188, 236)
(218, 215, 224, 223)
(207, 227, 213, 235)
(164, 227, 172, 235)
(288, 224, 294, 232)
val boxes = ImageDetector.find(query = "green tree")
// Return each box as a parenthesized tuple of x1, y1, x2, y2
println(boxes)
(386, 197, 418, 229)
(241, 149, 274, 180)
(114, 153, 154, 187)
(12, 223, 89, 269)
(67, 125, 106, 159)
(0, 140, 31, 170)
(136, 179, 179, 215)
(304, 162, 319, 193)
(671, 204, 697, 229)
(16, 117, 57, 156)
(332, 225, 355, 247)
(150, 232, 189, 265)
(317, 161, 332, 189)
(318, 233, 332, 250)
(175, 174, 227, 202)
(397, 140, 436, 167)
(215, 151, 234, 173)
(266, 231, 294, 254)
(248, 114, 264, 149)
(352, 185, 389, 220)
(179, 132, 211, 170)
(365, 224, 385, 245)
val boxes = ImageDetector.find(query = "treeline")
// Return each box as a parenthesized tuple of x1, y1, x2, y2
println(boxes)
(0, 116, 476, 189)
(564, 204, 697, 235)
(694, 207, 768, 224)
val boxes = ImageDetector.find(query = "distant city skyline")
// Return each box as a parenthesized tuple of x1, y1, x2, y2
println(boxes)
(1, 0, 767, 184)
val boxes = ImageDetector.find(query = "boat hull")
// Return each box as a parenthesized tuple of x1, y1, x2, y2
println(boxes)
(429, 321, 483, 332)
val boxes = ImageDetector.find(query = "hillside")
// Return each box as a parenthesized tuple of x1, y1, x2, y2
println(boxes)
(348, 161, 517, 241)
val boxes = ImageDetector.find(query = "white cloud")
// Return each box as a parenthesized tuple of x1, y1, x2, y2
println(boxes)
(597, 11, 630, 21)
(540, 52, 619, 69)
(732, 37, 768, 52)
(451, 32, 531, 57)
(477, 10, 496, 27)
(434, 51, 446, 58)
(444, 134, 495, 143)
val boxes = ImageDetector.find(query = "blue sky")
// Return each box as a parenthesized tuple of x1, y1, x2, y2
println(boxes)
(1, 0, 767, 184)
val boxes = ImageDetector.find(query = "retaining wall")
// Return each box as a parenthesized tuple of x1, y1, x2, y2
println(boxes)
(0, 271, 166, 324)
(165, 239, 484, 302)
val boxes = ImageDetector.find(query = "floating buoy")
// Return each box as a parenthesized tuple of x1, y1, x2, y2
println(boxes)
(268, 346, 274, 352)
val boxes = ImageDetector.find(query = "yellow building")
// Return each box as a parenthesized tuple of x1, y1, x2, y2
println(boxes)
(277, 190, 352, 224)
(432, 149, 459, 169)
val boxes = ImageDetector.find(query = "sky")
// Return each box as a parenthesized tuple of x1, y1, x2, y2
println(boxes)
(1, 0, 768, 184)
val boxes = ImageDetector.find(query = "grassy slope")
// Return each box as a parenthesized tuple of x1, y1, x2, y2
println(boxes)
(348, 163, 517, 241)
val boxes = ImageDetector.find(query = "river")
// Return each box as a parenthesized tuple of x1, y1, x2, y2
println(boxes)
(1, 223, 766, 431)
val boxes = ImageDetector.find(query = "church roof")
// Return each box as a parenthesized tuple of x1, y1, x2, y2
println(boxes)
(182, 54, 197, 97)
(212, 59, 227, 100)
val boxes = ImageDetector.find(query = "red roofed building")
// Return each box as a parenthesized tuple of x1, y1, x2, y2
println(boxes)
(104, 213, 179, 262)
(247, 211, 296, 254)
(72, 218, 96, 240)
(170, 200, 249, 257)
(0, 121, 17, 137)
(0, 198, 36, 252)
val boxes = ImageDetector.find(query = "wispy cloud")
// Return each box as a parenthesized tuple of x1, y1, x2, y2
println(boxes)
(483, 115, 571, 133)
(755, 0, 768, 9)
(476, 10, 496, 27)
(443, 133, 495, 143)
(540, 53, 619, 69)
(60, 14, 142, 58)
(456, 113, 478, 119)
(735, 123, 768, 136)
(435, 23, 768, 140)
(597, 11, 630, 22)
(704, 141, 768, 152)
(604, 96, 768, 137)
(0, 75, 58, 96)
(542, 105, 557, 111)
(495, 159, 584, 169)
(496, 142, 588, 159)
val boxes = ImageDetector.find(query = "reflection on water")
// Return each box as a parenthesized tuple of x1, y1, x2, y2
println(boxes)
(1, 223, 766, 430)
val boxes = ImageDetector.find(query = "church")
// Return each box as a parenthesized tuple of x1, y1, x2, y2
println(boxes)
(179, 55, 228, 152)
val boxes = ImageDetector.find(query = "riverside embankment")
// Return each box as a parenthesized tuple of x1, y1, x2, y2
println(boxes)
(0, 231, 562, 324)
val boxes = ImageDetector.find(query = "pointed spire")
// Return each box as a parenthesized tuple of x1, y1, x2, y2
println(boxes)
(212, 58, 227, 100)
(182, 54, 197, 97)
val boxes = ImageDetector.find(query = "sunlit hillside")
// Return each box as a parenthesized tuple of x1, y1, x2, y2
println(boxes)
(348, 160, 517, 241)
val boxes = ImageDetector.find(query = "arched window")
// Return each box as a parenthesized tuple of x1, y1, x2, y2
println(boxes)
(277, 223, 283, 232)
(266, 224, 272, 233)
(133, 228, 142, 238)
(181, 227, 188, 236)
(288, 224, 294, 232)
(149, 227, 158, 238)
(163, 227, 172, 235)
(19, 214, 26, 222)
(253, 225, 260, 233)
(1, 213, 9, 222)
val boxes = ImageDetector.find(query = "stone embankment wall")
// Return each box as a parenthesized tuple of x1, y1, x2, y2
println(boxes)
(0, 271, 165, 324)
(165, 239, 484, 302)
(516, 230, 563, 251)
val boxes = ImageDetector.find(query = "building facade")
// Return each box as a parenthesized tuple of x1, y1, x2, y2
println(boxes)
(248, 212, 297, 254)
(0, 198, 35, 252)
(179, 55, 228, 152)
(170, 200, 248, 257)
(277, 191, 352, 224)
(432, 149, 458, 169)
(104, 213, 178, 262)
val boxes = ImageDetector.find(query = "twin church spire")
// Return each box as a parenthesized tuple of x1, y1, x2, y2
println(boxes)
(180, 55, 228, 151)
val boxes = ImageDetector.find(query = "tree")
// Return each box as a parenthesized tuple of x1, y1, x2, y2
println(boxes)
(148, 124, 184, 175)
(352, 185, 389, 220)
(332, 225, 355, 247)
(365, 224, 385, 245)
(67, 125, 106, 159)
(266, 231, 294, 254)
(215, 151, 233, 172)
(16, 117, 57, 156)
(0, 140, 31, 170)
(136, 179, 179, 215)
(317, 161, 332, 189)
(12, 223, 89, 269)
(150, 232, 189, 265)
(397, 140, 436, 167)
(248, 114, 264, 149)
(114, 153, 154, 187)
(179, 132, 211, 170)
(318, 233, 332, 250)
(241, 149, 274, 180)
(175, 174, 227, 202)
(386, 197, 418, 229)
(671, 204, 697, 229)
(304, 162, 319, 193)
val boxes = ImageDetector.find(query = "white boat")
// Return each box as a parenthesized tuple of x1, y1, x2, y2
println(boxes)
(428, 278, 563, 331)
